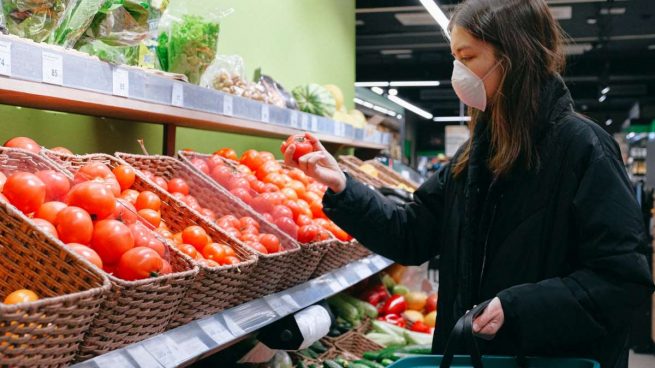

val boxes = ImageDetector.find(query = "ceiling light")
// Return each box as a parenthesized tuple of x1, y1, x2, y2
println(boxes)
(371, 87, 385, 95)
(395, 12, 436, 26)
(549, 6, 572, 20)
(605, 119, 613, 126)
(586, 17, 597, 24)
(581, 105, 588, 111)
(419, 0, 451, 40)
(397, 114, 403, 119)
(648, 44, 655, 50)
(354, 98, 398, 117)
(387, 95, 433, 119)
(598, 95, 607, 103)
(563, 43, 593, 55)
(601, 86, 610, 95)
(396, 54, 413, 59)
(356, 19, 365, 26)
(355, 82, 390, 87)
(600, 7, 626, 15)
(433, 116, 472, 122)
(389, 81, 441, 87)
(380, 49, 412, 55)
(388, 88, 398, 96)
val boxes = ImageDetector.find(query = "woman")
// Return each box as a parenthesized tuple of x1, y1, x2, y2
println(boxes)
(284, 0, 654, 367)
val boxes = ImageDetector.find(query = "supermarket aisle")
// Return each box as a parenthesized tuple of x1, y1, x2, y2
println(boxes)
(629, 351, 655, 367)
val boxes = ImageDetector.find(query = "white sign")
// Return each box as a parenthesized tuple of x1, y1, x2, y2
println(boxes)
(42, 52, 63, 85)
(223, 95, 234, 115)
(445, 125, 470, 158)
(311, 116, 318, 132)
(112, 68, 129, 97)
(261, 104, 270, 123)
(172, 83, 184, 107)
(301, 114, 309, 131)
(290, 112, 299, 128)
(0, 41, 12, 76)
(333, 122, 341, 136)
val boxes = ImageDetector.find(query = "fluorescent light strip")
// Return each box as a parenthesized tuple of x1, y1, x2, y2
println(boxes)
(389, 81, 441, 87)
(601, 87, 610, 95)
(433, 116, 472, 122)
(419, 0, 451, 40)
(599, 95, 607, 103)
(371, 87, 384, 95)
(354, 98, 398, 117)
(355, 82, 389, 87)
(387, 95, 433, 120)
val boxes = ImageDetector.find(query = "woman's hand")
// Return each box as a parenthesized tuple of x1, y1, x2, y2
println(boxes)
(472, 297, 505, 340)
(283, 133, 347, 193)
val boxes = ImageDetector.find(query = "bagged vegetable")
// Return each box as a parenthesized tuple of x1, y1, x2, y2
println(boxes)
(255, 70, 297, 109)
(136, 0, 168, 68)
(292, 84, 336, 117)
(157, 8, 225, 84)
(200, 54, 271, 104)
(49, 0, 103, 48)
(76, 37, 137, 64)
(3, 0, 72, 42)
(85, 0, 150, 46)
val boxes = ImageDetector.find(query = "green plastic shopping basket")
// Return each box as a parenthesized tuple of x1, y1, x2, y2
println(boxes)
(388, 300, 600, 368)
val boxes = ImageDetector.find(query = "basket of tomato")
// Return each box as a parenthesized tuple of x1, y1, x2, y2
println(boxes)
(114, 151, 304, 297)
(0, 147, 198, 361)
(0, 173, 110, 366)
(42, 150, 261, 328)
(178, 148, 342, 287)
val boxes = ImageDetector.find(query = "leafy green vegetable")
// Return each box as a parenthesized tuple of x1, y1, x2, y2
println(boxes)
(76, 38, 138, 64)
(3, 0, 69, 42)
(50, 0, 104, 47)
(86, 0, 150, 46)
(156, 14, 219, 84)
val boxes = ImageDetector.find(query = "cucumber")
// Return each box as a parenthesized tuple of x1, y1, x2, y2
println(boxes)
(297, 362, 307, 368)
(310, 340, 328, 354)
(353, 359, 385, 368)
(335, 357, 350, 367)
(380, 359, 394, 366)
(340, 294, 379, 318)
(396, 344, 432, 355)
(328, 296, 361, 325)
(363, 351, 380, 361)
(328, 327, 342, 337)
(309, 365, 318, 368)
(350, 364, 370, 368)
(324, 360, 343, 368)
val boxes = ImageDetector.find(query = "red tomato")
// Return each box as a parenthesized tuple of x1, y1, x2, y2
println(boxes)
(281, 135, 313, 161)
(91, 219, 135, 264)
(110, 199, 138, 225)
(74, 162, 114, 184)
(116, 247, 163, 281)
(153, 176, 168, 191)
(160, 260, 173, 275)
(217, 215, 240, 229)
(240, 224, 259, 236)
(143, 237, 166, 258)
(129, 223, 150, 244)
(227, 176, 250, 191)
(215, 148, 238, 161)
(112, 165, 135, 191)
(283, 200, 303, 221)
(239, 216, 260, 230)
(240, 150, 265, 170)
(223, 256, 240, 265)
(279, 187, 297, 201)
(262, 213, 274, 223)
(56, 206, 94, 244)
(288, 180, 306, 199)
(223, 227, 242, 240)
(298, 224, 319, 243)
(308, 182, 326, 195)
(230, 188, 253, 205)
(67, 243, 103, 269)
(101, 178, 122, 197)
(4, 172, 46, 214)
(236, 165, 253, 176)
(202, 242, 227, 263)
(200, 259, 221, 268)
(32, 218, 58, 238)
(0, 171, 5, 192)
(296, 214, 313, 227)
(222, 244, 236, 258)
(177, 243, 201, 260)
(251, 193, 276, 214)
(271, 205, 293, 219)
(310, 201, 327, 219)
(190, 158, 209, 174)
(135, 191, 161, 211)
(210, 166, 234, 188)
(245, 241, 268, 254)
(289, 168, 310, 186)
(138, 209, 161, 228)
(67, 181, 116, 220)
(258, 162, 283, 181)
(241, 233, 259, 243)
(206, 155, 225, 171)
(50, 146, 73, 155)
(35, 170, 70, 202)
(120, 189, 139, 205)
(274, 216, 298, 239)
(4, 137, 40, 153)
(35, 201, 67, 224)
(182, 226, 209, 251)
(167, 178, 189, 195)
(156, 227, 174, 240)
(259, 234, 281, 253)
(317, 229, 332, 241)
(328, 223, 352, 242)
(258, 151, 276, 163)
(250, 180, 267, 193)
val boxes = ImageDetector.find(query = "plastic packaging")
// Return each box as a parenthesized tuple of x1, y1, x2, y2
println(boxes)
(257, 72, 297, 109)
(76, 38, 138, 64)
(49, 0, 103, 48)
(200, 54, 268, 103)
(3, 0, 72, 42)
(136, 0, 169, 68)
(156, 6, 228, 83)
(85, 0, 150, 46)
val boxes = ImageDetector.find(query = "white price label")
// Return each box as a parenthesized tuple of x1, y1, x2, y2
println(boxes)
(290, 112, 299, 128)
(172, 83, 184, 107)
(223, 95, 234, 115)
(198, 318, 233, 344)
(353, 263, 371, 279)
(95, 352, 134, 367)
(144, 336, 183, 367)
(126, 345, 162, 368)
(311, 116, 318, 132)
(42, 52, 63, 85)
(0, 41, 12, 76)
(301, 114, 309, 131)
(112, 68, 129, 97)
(341, 123, 347, 136)
(261, 104, 270, 123)
(372, 255, 389, 269)
(177, 336, 208, 361)
(333, 122, 341, 136)
(264, 294, 300, 316)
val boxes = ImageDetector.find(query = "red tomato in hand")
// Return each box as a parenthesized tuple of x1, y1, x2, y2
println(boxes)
(182, 225, 209, 251)
(4, 137, 40, 153)
(298, 224, 319, 243)
(116, 247, 164, 281)
(281, 135, 314, 161)
(91, 219, 135, 264)
(137, 209, 161, 228)
(35, 170, 70, 202)
(215, 148, 238, 161)
(67, 181, 116, 220)
(67, 243, 103, 269)
(135, 191, 161, 211)
(35, 201, 67, 224)
(56, 206, 94, 244)
(32, 218, 58, 238)
(167, 178, 189, 195)
(112, 165, 135, 191)
(4, 172, 46, 214)
(259, 234, 281, 253)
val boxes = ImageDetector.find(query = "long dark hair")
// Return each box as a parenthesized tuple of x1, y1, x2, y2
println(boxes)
(449, 0, 566, 178)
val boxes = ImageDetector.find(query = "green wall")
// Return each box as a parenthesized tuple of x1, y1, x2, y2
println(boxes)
(0, 0, 355, 156)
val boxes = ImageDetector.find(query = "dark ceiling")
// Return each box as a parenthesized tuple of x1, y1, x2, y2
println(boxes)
(356, 0, 655, 132)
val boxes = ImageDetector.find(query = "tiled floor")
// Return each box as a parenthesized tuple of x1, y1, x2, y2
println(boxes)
(629, 350, 655, 368)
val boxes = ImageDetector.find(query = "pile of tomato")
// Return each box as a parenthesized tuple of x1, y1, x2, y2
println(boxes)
(187, 144, 353, 244)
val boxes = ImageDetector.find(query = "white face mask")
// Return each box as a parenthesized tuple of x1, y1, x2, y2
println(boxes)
(451, 59, 501, 112)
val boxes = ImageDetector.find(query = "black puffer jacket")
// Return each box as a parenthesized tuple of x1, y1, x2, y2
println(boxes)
(323, 76, 654, 368)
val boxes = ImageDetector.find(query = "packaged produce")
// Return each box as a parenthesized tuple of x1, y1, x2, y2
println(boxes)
(3, 0, 71, 42)
(49, 0, 104, 48)
(201, 55, 269, 103)
(137, 0, 169, 68)
(292, 84, 337, 117)
(76, 38, 138, 64)
(257, 72, 297, 109)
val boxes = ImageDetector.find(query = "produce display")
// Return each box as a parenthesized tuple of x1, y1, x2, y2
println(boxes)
(292, 84, 337, 117)
(49, 0, 105, 48)
(2, 0, 69, 42)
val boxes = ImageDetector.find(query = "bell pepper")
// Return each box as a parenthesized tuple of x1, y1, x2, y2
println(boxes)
(381, 294, 406, 315)
(361, 290, 386, 306)
(378, 313, 406, 328)
(410, 321, 432, 334)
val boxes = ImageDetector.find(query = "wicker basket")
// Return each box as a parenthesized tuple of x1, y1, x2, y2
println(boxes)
(177, 150, 333, 290)
(0, 198, 110, 367)
(312, 240, 372, 278)
(43, 150, 259, 328)
(338, 161, 390, 189)
(335, 331, 384, 357)
(4, 149, 200, 360)
(365, 160, 419, 190)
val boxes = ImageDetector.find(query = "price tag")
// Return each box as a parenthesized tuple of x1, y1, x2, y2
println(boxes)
(341, 123, 347, 137)
(0, 41, 12, 76)
(112, 68, 129, 97)
(42, 52, 63, 85)
(176, 336, 208, 361)
(301, 114, 309, 131)
(95, 352, 134, 367)
(290, 112, 299, 128)
(311, 116, 318, 132)
(353, 263, 371, 279)
(198, 318, 233, 345)
(333, 122, 342, 136)
(372, 255, 389, 270)
(126, 345, 162, 368)
(223, 95, 234, 116)
(264, 294, 300, 317)
(144, 336, 183, 367)
(261, 104, 270, 123)
(172, 83, 184, 107)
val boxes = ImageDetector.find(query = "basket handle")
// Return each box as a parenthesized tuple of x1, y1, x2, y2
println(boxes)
(439, 299, 491, 368)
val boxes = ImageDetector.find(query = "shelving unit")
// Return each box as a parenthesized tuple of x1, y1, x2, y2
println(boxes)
(71, 254, 393, 368)
(0, 35, 390, 155)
